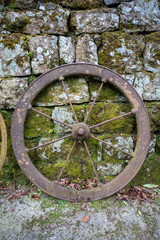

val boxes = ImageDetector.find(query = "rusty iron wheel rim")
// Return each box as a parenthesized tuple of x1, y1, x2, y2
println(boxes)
(11, 63, 150, 201)
(0, 112, 7, 172)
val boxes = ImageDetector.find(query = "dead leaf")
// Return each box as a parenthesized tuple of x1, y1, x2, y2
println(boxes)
(82, 216, 90, 223)
(31, 194, 40, 200)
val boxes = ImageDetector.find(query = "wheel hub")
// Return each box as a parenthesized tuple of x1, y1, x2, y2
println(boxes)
(72, 122, 90, 140)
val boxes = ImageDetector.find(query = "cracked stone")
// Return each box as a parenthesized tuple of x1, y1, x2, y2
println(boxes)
(28, 35, 58, 75)
(119, 0, 160, 32)
(70, 9, 119, 35)
(0, 34, 31, 77)
(76, 34, 98, 64)
(0, 77, 28, 109)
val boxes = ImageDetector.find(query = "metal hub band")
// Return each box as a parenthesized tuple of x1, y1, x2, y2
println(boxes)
(72, 122, 90, 140)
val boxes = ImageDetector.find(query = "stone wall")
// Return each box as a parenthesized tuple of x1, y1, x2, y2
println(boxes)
(0, 0, 160, 185)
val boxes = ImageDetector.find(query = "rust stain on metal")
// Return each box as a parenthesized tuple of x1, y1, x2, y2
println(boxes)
(0, 112, 7, 172)
(11, 63, 150, 202)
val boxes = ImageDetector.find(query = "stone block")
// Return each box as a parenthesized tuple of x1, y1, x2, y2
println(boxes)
(28, 35, 58, 75)
(76, 34, 98, 64)
(119, 0, 160, 32)
(99, 32, 145, 74)
(144, 32, 160, 73)
(0, 34, 31, 77)
(2, 7, 70, 34)
(59, 36, 75, 64)
(34, 78, 89, 106)
(0, 77, 28, 109)
(70, 9, 119, 35)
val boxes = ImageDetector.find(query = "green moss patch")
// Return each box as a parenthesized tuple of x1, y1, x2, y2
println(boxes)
(86, 102, 135, 134)
(24, 107, 53, 138)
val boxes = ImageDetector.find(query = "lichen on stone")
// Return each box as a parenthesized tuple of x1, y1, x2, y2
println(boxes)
(98, 32, 145, 74)
(0, 34, 31, 77)
(70, 9, 119, 35)
(28, 35, 58, 75)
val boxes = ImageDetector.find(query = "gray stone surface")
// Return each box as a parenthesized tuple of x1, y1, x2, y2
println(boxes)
(0, 77, 28, 109)
(76, 34, 98, 64)
(0, 34, 31, 77)
(119, 0, 160, 32)
(0, 190, 159, 240)
(71, 9, 119, 35)
(28, 35, 58, 75)
(52, 107, 76, 133)
(143, 72, 160, 101)
(59, 36, 75, 64)
(1, 7, 70, 34)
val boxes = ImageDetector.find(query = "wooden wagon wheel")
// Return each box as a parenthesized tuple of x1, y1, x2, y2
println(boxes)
(11, 63, 150, 201)
(0, 112, 7, 172)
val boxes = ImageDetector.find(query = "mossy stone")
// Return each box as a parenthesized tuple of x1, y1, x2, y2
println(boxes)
(29, 135, 102, 180)
(0, 34, 21, 50)
(4, 15, 31, 33)
(89, 79, 125, 102)
(131, 154, 160, 185)
(24, 107, 53, 138)
(98, 31, 144, 74)
(145, 102, 160, 132)
(86, 102, 135, 134)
